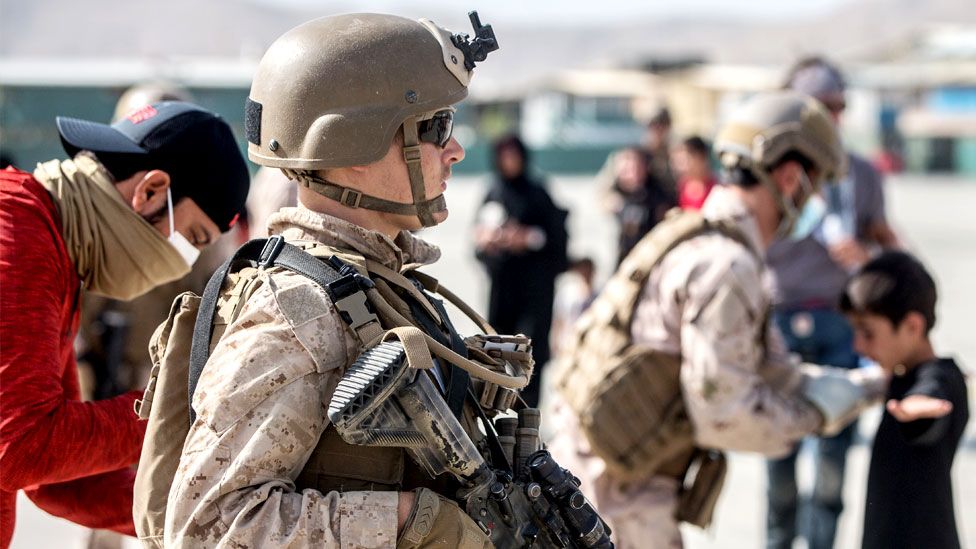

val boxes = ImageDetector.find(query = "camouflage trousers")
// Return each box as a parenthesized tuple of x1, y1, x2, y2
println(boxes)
(547, 399, 684, 549)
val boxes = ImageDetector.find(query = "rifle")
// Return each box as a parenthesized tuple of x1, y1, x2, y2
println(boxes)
(329, 340, 613, 548)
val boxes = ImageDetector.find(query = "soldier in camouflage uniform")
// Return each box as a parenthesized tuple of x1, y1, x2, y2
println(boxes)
(549, 92, 887, 548)
(164, 13, 505, 548)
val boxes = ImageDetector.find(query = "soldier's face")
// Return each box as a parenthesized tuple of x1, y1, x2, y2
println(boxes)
(367, 135, 465, 232)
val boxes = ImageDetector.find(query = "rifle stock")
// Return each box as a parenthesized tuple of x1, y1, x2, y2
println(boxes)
(329, 341, 613, 548)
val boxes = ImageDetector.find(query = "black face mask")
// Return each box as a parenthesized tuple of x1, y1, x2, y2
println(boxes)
(417, 110, 454, 148)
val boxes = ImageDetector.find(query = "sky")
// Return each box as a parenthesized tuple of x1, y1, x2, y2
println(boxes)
(258, 0, 857, 26)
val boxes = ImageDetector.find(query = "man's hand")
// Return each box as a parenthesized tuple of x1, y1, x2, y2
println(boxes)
(887, 395, 953, 423)
(828, 238, 870, 271)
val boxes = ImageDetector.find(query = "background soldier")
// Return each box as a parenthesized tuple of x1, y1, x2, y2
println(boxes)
(165, 13, 505, 548)
(550, 91, 886, 548)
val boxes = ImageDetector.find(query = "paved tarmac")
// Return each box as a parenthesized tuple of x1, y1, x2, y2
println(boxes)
(11, 173, 975, 548)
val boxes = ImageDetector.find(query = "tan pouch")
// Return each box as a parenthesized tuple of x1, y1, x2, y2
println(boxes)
(675, 449, 728, 528)
(132, 292, 201, 548)
(566, 345, 695, 481)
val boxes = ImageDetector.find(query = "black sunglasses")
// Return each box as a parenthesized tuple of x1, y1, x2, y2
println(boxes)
(417, 110, 455, 148)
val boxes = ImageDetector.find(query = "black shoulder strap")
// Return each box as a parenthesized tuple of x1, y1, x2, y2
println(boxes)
(188, 236, 343, 423)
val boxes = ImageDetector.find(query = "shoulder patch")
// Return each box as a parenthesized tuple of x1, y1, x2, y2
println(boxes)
(267, 269, 352, 374)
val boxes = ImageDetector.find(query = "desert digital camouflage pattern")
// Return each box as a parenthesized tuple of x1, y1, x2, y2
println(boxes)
(164, 207, 443, 548)
(549, 186, 823, 548)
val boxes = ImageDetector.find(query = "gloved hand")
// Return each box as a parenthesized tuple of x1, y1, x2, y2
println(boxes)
(800, 364, 888, 436)
(397, 488, 491, 549)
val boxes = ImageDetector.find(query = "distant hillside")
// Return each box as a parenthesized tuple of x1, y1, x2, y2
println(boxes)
(1, 0, 973, 91)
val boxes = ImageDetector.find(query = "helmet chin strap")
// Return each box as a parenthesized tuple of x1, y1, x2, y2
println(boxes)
(283, 118, 446, 228)
(401, 115, 445, 228)
(752, 166, 813, 239)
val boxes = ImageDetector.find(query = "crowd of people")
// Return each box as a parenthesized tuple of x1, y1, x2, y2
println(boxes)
(0, 10, 969, 549)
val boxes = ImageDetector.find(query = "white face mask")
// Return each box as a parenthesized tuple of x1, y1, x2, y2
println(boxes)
(167, 188, 201, 268)
(776, 170, 825, 241)
(789, 193, 827, 241)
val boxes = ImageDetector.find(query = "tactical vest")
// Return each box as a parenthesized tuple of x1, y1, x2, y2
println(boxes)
(133, 236, 521, 547)
(290, 243, 481, 496)
(554, 209, 757, 528)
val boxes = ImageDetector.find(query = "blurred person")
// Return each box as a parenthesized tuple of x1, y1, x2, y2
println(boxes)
(550, 92, 887, 549)
(111, 82, 193, 123)
(0, 102, 249, 548)
(764, 55, 902, 549)
(549, 257, 598, 359)
(840, 252, 968, 549)
(603, 146, 675, 264)
(644, 106, 676, 192)
(671, 135, 716, 211)
(474, 134, 569, 407)
(593, 105, 676, 213)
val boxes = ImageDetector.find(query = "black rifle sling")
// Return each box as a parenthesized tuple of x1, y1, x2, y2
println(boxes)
(188, 236, 342, 424)
(401, 282, 471, 419)
(467, 389, 513, 474)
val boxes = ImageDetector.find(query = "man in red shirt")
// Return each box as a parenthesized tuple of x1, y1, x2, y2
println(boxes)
(0, 101, 249, 547)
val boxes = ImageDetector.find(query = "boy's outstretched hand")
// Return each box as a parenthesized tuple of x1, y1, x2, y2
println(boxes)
(887, 395, 953, 423)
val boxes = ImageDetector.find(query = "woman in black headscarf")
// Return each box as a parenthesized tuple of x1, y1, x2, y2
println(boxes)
(474, 135, 569, 407)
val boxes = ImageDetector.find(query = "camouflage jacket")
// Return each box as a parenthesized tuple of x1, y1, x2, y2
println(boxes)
(630, 186, 822, 456)
(164, 207, 443, 548)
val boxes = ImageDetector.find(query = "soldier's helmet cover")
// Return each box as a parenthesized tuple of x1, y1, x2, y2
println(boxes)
(713, 91, 844, 188)
(244, 13, 498, 227)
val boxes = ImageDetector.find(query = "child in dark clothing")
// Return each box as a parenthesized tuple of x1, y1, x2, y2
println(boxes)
(840, 251, 969, 549)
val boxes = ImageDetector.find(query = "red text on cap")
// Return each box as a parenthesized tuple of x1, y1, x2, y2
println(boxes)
(127, 105, 159, 124)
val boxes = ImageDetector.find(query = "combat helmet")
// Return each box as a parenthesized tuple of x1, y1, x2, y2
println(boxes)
(245, 12, 498, 227)
(713, 91, 845, 233)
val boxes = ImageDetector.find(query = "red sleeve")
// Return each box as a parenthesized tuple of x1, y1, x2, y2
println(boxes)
(0, 175, 147, 492)
(23, 468, 137, 536)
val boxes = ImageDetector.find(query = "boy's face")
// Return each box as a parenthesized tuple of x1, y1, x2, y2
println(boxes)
(848, 312, 923, 372)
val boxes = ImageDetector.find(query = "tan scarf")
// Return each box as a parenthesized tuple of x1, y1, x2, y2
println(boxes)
(34, 154, 190, 300)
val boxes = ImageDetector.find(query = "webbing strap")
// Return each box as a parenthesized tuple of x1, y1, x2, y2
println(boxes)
(402, 115, 438, 228)
(188, 239, 268, 423)
(409, 271, 495, 335)
(188, 236, 344, 423)
(365, 259, 441, 325)
(401, 282, 470, 419)
(612, 211, 757, 331)
(298, 174, 446, 218)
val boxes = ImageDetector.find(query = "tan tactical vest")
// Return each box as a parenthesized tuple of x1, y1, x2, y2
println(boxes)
(554, 209, 755, 528)
(133, 241, 496, 547)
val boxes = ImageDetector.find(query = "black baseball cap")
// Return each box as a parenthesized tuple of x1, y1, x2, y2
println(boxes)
(57, 101, 250, 232)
